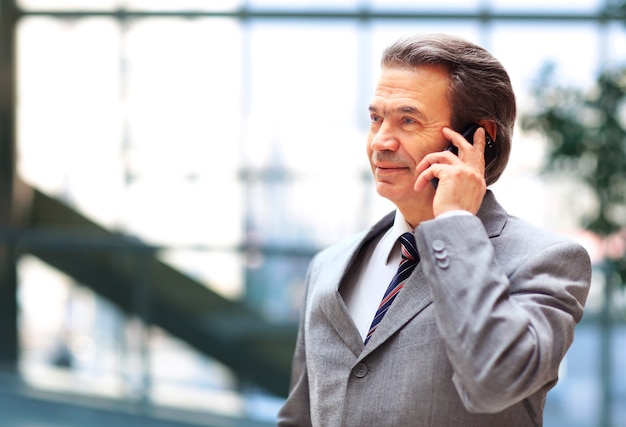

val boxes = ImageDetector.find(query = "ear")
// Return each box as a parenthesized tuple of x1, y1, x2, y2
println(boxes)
(477, 120, 497, 141)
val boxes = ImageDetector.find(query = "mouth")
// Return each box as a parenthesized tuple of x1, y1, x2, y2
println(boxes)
(374, 164, 410, 175)
(374, 160, 410, 170)
(376, 164, 406, 169)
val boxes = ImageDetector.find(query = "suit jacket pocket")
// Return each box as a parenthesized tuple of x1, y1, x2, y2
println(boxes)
(395, 312, 442, 350)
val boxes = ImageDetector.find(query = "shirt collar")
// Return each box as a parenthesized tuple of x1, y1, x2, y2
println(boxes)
(380, 210, 415, 265)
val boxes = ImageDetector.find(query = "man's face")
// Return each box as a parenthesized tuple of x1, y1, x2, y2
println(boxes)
(367, 65, 452, 210)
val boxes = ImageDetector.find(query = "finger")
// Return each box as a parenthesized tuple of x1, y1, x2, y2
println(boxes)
(414, 163, 447, 191)
(442, 127, 472, 155)
(470, 127, 487, 164)
(415, 149, 459, 176)
(441, 126, 487, 164)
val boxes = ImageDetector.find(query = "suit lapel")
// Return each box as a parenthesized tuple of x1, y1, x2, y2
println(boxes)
(359, 264, 433, 355)
(318, 211, 395, 357)
(318, 288, 364, 356)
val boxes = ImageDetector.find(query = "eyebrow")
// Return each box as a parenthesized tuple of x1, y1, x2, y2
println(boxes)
(368, 104, 426, 120)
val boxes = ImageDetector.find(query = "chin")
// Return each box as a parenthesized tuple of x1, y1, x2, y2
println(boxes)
(375, 183, 405, 205)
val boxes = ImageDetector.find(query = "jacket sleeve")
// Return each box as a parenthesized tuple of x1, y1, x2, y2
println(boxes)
(415, 214, 591, 413)
(277, 270, 313, 427)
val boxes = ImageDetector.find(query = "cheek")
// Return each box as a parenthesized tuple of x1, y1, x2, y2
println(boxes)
(404, 133, 447, 160)
(402, 138, 430, 162)
(365, 135, 374, 155)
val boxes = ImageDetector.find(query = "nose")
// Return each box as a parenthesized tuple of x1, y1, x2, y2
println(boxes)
(369, 122, 400, 152)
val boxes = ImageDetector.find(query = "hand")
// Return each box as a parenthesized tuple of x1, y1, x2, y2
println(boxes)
(414, 126, 487, 216)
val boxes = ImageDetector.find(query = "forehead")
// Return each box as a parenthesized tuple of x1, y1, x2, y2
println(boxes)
(370, 65, 451, 114)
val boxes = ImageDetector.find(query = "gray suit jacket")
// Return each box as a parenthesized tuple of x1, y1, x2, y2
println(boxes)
(278, 191, 591, 427)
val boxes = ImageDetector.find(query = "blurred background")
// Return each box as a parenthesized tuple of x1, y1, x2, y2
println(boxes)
(0, 0, 625, 426)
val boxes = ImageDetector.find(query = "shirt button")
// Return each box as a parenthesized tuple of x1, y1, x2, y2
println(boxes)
(353, 362, 368, 378)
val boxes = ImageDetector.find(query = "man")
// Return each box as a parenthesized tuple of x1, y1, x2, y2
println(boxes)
(277, 33, 591, 426)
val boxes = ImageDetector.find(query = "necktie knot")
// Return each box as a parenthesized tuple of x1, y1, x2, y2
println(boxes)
(399, 232, 418, 264)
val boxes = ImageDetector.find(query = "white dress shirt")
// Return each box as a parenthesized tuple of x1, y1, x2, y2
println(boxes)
(342, 209, 471, 340)
(341, 210, 414, 340)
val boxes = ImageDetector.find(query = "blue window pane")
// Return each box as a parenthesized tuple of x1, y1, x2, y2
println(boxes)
(369, 0, 483, 11)
(490, 0, 603, 12)
(248, 0, 360, 9)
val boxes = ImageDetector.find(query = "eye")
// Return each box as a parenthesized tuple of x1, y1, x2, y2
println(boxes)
(402, 117, 417, 125)
(370, 113, 381, 123)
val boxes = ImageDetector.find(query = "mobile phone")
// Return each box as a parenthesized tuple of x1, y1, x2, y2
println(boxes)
(430, 123, 496, 189)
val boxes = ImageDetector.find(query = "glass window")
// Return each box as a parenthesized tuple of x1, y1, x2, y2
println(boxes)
(121, 17, 243, 247)
(123, 0, 242, 11)
(18, 0, 243, 11)
(606, 21, 626, 66)
(17, 17, 123, 226)
(248, 0, 360, 9)
(369, 0, 484, 11)
(245, 20, 368, 246)
(490, 0, 603, 12)
(491, 22, 600, 90)
(18, 0, 119, 10)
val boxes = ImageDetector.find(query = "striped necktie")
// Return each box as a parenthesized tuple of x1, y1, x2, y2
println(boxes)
(364, 232, 419, 345)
